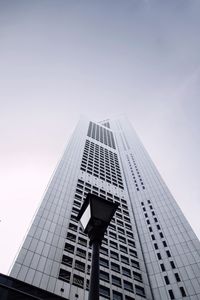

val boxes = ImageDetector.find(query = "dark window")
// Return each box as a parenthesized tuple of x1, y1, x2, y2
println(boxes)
(157, 253, 162, 260)
(170, 261, 176, 269)
(75, 260, 85, 272)
(168, 290, 175, 300)
(151, 234, 155, 241)
(62, 255, 72, 267)
(133, 271, 142, 282)
(157, 224, 161, 230)
(122, 267, 131, 277)
(64, 243, 74, 253)
(58, 269, 70, 283)
(100, 270, 109, 282)
(111, 262, 120, 273)
(110, 251, 119, 260)
(164, 275, 170, 285)
(163, 241, 167, 247)
(124, 280, 133, 292)
(67, 232, 76, 242)
(125, 296, 135, 300)
(113, 291, 123, 300)
(76, 248, 86, 258)
(180, 287, 186, 297)
(174, 273, 181, 282)
(154, 243, 158, 250)
(112, 275, 121, 287)
(135, 285, 145, 297)
(99, 286, 110, 299)
(121, 255, 129, 264)
(160, 263, 166, 272)
(131, 259, 140, 269)
(166, 250, 171, 257)
(159, 232, 164, 238)
(100, 258, 109, 268)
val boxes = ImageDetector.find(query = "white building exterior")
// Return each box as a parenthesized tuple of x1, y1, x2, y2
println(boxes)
(10, 116, 200, 300)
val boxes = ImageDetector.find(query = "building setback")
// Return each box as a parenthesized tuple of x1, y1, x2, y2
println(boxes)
(9, 116, 200, 300)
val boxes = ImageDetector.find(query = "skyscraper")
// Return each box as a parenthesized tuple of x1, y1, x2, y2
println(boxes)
(8, 116, 200, 299)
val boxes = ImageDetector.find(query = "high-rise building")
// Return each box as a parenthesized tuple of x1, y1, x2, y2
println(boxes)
(6, 117, 200, 299)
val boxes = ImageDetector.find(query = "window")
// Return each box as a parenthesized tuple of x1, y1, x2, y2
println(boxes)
(129, 249, 137, 257)
(78, 237, 87, 247)
(74, 260, 85, 272)
(160, 263, 165, 272)
(121, 255, 129, 264)
(164, 275, 170, 285)
(64, 243, 74, 253)
(128, 240, 135, 247)
(111, 262, 120, 273)
(166, 250, 171, 257)
(100, 257, 109, 268)
(135, 285, 145, 297)
(109, 232, 117, 239)
(113, 291, 123, 300)
(122, 267, 131, 277)
(157, 253, 162, 260)
(125, 296, 135, 300)
(151, 234, 155, 241)
(62, 255, 72, 267)
(100, 270, 109, 282)
(118, 235, 126, 243)
(174, 273, 181, 282)
(180, 287, 186, 297)
(110, 251, 119, 260)
(154, 243, 158, 250)
(120, 245, 127, 253)
(133, 271, 142, 282)
(168, 289, 175, 300)
(163, 241, 167, 247)
(100, 247, 108, 255)
(76, 248, 86, 258)
(110, 241, 118, 249)
(170, 261, 176, 269)
(99, 286, 110, 299)
(59, 269, 70, 283)
(112, 275, 121, 287)
(124, 280, 133, 292)
(67, 232, 76, 241)
(159, 232, 164, 238)
(131, 259, 140, 269)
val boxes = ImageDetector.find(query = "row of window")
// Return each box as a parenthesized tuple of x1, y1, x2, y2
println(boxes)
(87, 121, 116, 149)
(80, 140, 123, 188)
(142, 200, 187, 299)
(127, 154, 145, 191)
(58, 269, 145, 298)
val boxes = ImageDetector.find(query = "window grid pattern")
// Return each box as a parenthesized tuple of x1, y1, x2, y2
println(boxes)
(59, 179, 145, 299)
(87, 121, 116, 149)
(80, 140, 124, 188)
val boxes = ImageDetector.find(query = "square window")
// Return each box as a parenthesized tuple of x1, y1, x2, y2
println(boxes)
(112, 275, 121, 287)
(124, 280, 133, 292)
(111, 262, 120, 273)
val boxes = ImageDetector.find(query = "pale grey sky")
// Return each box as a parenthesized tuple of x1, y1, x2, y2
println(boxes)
(1, 0, 200, 274)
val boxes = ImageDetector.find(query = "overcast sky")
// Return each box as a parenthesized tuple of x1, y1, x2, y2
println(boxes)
(0, 0, 200, 274)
